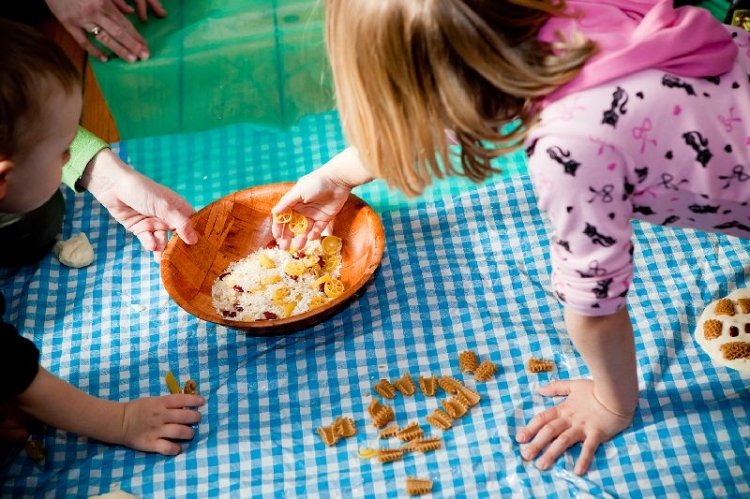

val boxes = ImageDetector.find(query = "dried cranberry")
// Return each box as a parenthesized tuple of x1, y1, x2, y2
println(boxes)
(289, 275, 299, 281)
(318, 257, 325, 267)
(263, 311, 278, 320)
(233, 285, 244, 293)
(221, 309, 237, 318)
(745, 323, 750, 334)
(233, 303, 244, 312)
(218, 272, 230, 281)
(730, 326, 739, 337)
(296, 251, 306, 259)
(266, 239, 278, 249)
(319, 283, 326, 292)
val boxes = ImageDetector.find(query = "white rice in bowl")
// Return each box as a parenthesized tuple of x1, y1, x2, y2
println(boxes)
(212, 238, 344, 321)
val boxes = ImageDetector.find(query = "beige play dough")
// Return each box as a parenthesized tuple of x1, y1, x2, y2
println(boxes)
(54, 233, 94, 268)
(694, 288, 750, 372)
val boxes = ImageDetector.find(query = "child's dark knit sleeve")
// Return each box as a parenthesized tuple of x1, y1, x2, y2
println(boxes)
(0, 292, 39, 401)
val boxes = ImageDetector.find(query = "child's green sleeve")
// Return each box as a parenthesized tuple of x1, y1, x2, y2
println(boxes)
(61, 127, 108, 192)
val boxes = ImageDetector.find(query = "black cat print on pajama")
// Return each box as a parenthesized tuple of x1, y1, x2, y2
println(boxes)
(525, 32, 750, 315)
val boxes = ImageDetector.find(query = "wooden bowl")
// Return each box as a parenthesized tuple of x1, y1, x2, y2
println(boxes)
(161, 182, 385, 335)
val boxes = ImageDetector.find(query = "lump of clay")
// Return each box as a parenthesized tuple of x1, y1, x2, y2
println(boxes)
(54, 233, 94, 268)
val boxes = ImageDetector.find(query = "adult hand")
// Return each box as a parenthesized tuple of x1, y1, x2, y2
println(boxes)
(45, 0, 167, 63)
(81, 148, 198, 261)
(515, 379, 634, 475)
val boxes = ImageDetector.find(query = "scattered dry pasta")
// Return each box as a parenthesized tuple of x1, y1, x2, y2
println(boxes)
(183, 380, 198, 395)
(457, 386, 481, 407)
(405, 477, 433, 496)
(474, 360, 497, 382)
(393, 372, 417, 396)
(377, 448, 404, 463)
(442, 397, 470, 419)
(165, 371, 182, 395)
(378, 423, 400, 439)
(459, 350, 479, 373)
(358, 447, 378, 459)
(404, 437, 442, 453)
(426, 408, 453, 430)
(395, 422, 423, 442)
(334, 417, 357, 438)
(368, 399, 395, 428)
(317, 426, 339, 447)
(418, 375, 438, 396)
(527, 358, 555, 373)
(373, 379, 396, 399)
(438, 376, 463, 394)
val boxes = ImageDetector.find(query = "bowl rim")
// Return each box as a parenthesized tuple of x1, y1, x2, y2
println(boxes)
(160, 182, 385, 334)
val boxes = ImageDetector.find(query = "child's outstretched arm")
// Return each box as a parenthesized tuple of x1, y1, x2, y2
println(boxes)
(15, 367, 204, 455)
(272, 147, 375, 249)
(516, 307, 638, 475)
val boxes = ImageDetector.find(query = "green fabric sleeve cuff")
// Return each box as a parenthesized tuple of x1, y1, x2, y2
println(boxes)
(61, 127, 109, 192)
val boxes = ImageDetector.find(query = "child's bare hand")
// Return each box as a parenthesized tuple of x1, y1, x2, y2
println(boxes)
(271, 171, 353, 250)
(515, 379, 634, 475)
(119, 394, 204, 455)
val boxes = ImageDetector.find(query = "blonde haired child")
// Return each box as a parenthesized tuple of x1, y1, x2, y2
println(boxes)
(272, 0, 746, 474)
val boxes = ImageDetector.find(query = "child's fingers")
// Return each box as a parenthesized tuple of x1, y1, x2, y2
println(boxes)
(521, 418, 569, 462)
(535, 427, 583, 470)
(153, 439, 182, 456)
(161, 423, 195, 441)
(163, 394, 206, 408)
(516, 405, 560, 443)
(574, 434, 601, 475)
(537, 380, 572, 397)
(165, 408, 202, 426)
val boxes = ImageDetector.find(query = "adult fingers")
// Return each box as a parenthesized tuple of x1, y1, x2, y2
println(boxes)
(152, 230, 168, 252)
(536, 427, 584, 471)
(98, 12, 147, 62)
(538, 380, 573, 398)
(136, 230, 159, 252)
(66, 23, 108, 61)
(521, 418, 570, 462)
(574, 433, 602, 475)
(112, 0, 135, 14)
(140, 0, 168, 20)
(160, 201, 198, 245)
(516, 405, 560, 443)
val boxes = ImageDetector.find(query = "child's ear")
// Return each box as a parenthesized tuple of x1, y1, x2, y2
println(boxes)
(0, 158, 15, 200)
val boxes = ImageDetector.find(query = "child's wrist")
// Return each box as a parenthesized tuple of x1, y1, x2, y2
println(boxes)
(592, 388, 637, 419)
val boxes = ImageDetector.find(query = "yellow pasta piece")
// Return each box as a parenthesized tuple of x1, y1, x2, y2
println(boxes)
(324, 278, 345, 299)
(272, 286, 290, 304)
(474, 360, 497, 382)
(456, 386, 481, 407)
(289, 212, 309, 234)
(323, 254, 340, 272)
(438, 376, 463, 394)
(378, 423, 400, 439)
(442, 397, 470, 419)
(405, 477, 433, 496)
(302, 253, 320, 268)
(284, 261, 306, 277)
(281, 300, 297, 318)
(393, 372, 416, 396)
(165, 371, 182, 394)
(395, 421, 423, 442)
(425, 408, 453, 430)
(273, 210, 293, 224)
(257, 254, 276, 269)
(358, 447, 378, 459)
(459, 350, 479, 373)
(261, 274, 281, 285)
(308, 295, 328, 310)
(321, 235, 342, 255)
(317, 426, 339, 447)
(527, 358, 555, 374)
(403, 437, 442, 453)
(313, 274, 332, 288)
(377, 448, 404, 463)
(183, 380, 198, 395)
(418, 375, 438, 397)
(333, 417, 357, 438)
(373, 379, 396, 399)
(368, 399, 395, 428)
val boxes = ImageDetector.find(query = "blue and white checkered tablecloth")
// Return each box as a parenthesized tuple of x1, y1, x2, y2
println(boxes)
(1, 167, 749, 496)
